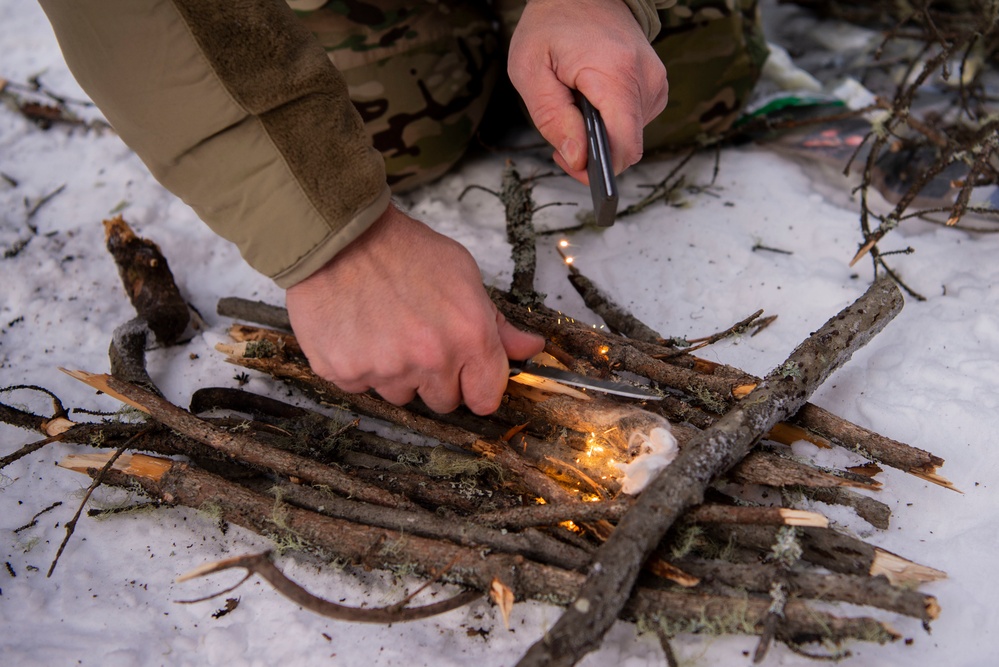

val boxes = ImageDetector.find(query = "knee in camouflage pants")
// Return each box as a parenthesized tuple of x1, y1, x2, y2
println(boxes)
(287, 0, 769, 192)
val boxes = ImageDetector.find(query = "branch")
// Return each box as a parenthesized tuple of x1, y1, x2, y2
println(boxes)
(176, 551, 480, 623)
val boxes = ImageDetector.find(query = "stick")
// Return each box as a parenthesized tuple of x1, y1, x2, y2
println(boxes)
(563, 262, 663, 343)
(490, 290, 756, 408)
(704, 524, 946, 587)
(108, 318, 162, 396)
(176, 551, 480, 623)
(803, 486, 892, 529)
(501, 162, 543, 307)
(791, 403, 953, 490)
(256, 479, 592, 572)
(60, 369, 424, 513)
(731, 450, 882, 491)
(675, 558, 939, 623)
(217, 297, 292, 331)
(218, 347, 575, 504)
(515, 277, 905, 667)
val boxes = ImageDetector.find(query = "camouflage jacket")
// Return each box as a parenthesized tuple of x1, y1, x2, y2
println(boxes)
(38, 0, 672, 288)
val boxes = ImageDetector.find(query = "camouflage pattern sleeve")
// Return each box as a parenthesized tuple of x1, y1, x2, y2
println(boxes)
(292, 0, 500, 192)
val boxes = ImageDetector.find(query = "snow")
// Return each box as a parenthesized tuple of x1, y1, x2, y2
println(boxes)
(2, 2, 998, 665)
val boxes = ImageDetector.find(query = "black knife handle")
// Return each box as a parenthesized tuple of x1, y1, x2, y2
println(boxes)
(578, 92, 618, 227)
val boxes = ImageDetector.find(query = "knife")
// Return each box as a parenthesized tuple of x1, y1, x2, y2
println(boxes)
(510, 363, 661, 400)
(578, 92, 618, 227)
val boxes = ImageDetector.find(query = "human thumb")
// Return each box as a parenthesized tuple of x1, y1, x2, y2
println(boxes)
(497, 315, 545, 361)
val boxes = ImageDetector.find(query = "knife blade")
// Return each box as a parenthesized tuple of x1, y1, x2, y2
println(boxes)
(509, 363, 661, 400)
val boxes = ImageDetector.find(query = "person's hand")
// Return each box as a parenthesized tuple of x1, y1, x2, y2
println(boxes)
(507, 0, 668, 182)
(285, 204, 544, 414)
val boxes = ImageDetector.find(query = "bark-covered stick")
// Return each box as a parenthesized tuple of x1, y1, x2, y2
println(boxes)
(516, 277, 905, 667)
(501, 162, 542, 307)
(59, 369, 423, 512)
(217, 296, 293, 331)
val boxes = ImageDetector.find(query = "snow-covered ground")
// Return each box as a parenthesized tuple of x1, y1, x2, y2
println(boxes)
(2, 2, 997, 665)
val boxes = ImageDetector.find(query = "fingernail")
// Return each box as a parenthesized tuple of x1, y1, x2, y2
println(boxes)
(559, 138, 583, 170)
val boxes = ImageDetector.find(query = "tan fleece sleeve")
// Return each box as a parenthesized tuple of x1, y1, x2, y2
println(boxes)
(38, 0, 390, 288)
(621, 0, 678, 41)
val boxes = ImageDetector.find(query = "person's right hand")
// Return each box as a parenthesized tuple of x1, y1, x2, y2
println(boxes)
(507, 0, 669, 183)
(285, 204, 544, 415)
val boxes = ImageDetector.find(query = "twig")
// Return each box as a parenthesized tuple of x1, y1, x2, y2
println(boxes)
(677, 557, 938, 623)
(177, 550, 480, 623)
(14, 501, 63, 533)
(259, 479, 592, 572)
(25, 183, 65, 221)
(515, 277, 904, 667)
(48, 427, 152, 577)
(704, 524, 945, 587)
(561, 258, 663, 343)
(0, 431, 68, 470)
(501, 162, 542, 306)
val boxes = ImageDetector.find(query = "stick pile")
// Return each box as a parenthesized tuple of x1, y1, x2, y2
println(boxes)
(1, 210, 952, 664)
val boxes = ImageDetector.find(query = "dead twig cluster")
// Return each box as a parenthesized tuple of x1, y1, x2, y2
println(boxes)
(1, 74, 110, 132)
(780, 0, 999, 299)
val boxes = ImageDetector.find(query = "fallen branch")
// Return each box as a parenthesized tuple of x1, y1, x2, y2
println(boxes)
(515, 277, 905, 667)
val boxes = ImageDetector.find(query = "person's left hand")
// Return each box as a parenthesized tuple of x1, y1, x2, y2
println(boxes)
(507, 0, 668, 182)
